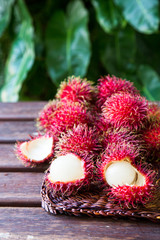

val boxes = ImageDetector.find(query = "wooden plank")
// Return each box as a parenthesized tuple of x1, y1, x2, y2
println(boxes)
(0, 144, 48, 171)
(0, 207, 159, 240)
(0, 102, 46, 120)
(0, 121, 37, 142)
(0, 172, 44, 206)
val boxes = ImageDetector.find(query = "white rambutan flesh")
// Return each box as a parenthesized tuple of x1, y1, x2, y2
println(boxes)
(48, 153, 85, 183)
(105, 160, 145, 187)
(19, 136, 53, 162)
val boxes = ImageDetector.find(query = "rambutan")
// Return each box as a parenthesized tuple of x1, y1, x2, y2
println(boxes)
(102, 93, 148, 131)
(98, 145, 155, 208)
(141, 121, 160, 162)
(37, 100, 92, 137)
(37, 100, 59, 135)
(102, 127, 142, 150)
(147, 102, 160, 122)
(45, 153, 94, 196)
(96, 75, 139, 108)
(56, 124, 100, 158)
(15, 134, 55, 167)
(56, 76, 96, 105)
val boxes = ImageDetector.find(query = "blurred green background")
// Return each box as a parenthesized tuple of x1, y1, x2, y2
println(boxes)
(0, 0, 160, 102)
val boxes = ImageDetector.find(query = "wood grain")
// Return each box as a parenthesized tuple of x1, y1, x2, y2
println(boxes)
(0, 121, 37, 142)
(0, 102, 46, 120)
(0, 172, 44, 206)
(0, 144, 48, 171)
(0, 208, 159, 240)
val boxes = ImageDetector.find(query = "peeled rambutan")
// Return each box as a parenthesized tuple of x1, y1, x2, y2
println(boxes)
(98, 146, 155, 208)
(96, 75, 139, 108)
(37, 100, 92, 137)
(56, 76, 96, 105)
(56, 124, 100, 158)
(15, 134, 55, 167)
(102, 93, 148, 130)
(45, 153, 94, 196)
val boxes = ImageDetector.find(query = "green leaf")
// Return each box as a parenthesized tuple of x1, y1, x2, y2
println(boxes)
(114, 0, 159, 34)
(0, 0, 15, 37)
(0, 0, 35, 102)
(101, 26, 136, 77)
(92, 0, 123, 33)
(138, 65, 160, 101)
(45, 0, 91, 86)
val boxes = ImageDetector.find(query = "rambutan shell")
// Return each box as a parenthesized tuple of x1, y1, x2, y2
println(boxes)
(15, 134, 55, 167)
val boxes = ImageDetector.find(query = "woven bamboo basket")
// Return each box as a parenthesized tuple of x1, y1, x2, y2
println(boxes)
(41, 170, 160, 222)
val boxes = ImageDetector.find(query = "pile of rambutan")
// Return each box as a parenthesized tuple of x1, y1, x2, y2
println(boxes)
(15, 75, 160, 211)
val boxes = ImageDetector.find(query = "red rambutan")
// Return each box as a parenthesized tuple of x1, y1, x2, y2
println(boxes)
(37, 100, 59, 135)
(56, 76, 96, 105)
(102, 93, 148, 130)
(96, 75, 139, 108)
(15, 134, 55, 167)
(56, 124, 100, 158)
(37, 100, 92, 137)
(141, 121, 160, 162)
(45, 153, 94, 196)
(147, 102, 160, 122)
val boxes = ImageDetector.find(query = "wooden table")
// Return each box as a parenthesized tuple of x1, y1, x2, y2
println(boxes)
(0, 102, 159, 240)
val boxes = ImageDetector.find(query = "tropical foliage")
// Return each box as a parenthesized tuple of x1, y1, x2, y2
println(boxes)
(0, 0, 160, 101)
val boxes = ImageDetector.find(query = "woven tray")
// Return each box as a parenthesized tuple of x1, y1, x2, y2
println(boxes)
(41, 177, 160, 222)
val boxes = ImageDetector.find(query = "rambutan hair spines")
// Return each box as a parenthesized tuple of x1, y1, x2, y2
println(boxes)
(96, 75, 139, 108)
(102, 92, 148, 131)
(56, 76, 97, 106)
(55, 124, 101, 159)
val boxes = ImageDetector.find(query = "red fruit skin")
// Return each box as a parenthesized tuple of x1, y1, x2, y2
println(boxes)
(56, 124, 101, 159)
(102, 127, 142, 150)
(141, 121, 160, 163)
(45, 153, 94, 196)
(97, 143, 156, 208)
(15, 133, 55, 167)
(56, 76, 97, 105)
(37, 100, 59, 137)
(102, 93, 148, 131)
(95, 140, 141, 189)
(147, 102, 160, 122)
(108, 165, 156, 209)
(96, 75, 139, 108)
(37, 100, 93, 137)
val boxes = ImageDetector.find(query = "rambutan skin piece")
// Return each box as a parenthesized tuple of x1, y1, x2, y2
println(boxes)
(15, 134, 55, 167)
(56, 124, 101, 159)
(37, 100, 93, 137)
(56, 76, 97, 105)
(45, 153, 94, 196)
(96, 75, 139, 108)
(102, 93, 148, 131)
